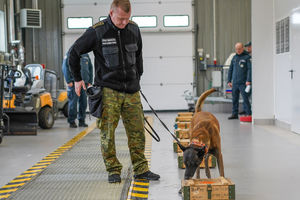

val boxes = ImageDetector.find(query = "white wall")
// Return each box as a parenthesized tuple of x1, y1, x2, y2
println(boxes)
(252, 0, 275, 123)
(252, 0, 300, 127)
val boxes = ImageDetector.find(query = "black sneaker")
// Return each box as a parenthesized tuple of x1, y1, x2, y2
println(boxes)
(134, 171, 160, 180)
(79, 122, 88, 127)
(108, 174, 121, 183)
(228, 115, 238, 120)
(69, 122, 77, 128)
(239, 111, 246, 115)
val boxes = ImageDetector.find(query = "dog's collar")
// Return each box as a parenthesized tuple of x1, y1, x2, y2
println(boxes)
(190, 141, 208, 153)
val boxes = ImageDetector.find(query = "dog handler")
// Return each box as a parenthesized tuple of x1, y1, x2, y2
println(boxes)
(68, 0, 160, 183)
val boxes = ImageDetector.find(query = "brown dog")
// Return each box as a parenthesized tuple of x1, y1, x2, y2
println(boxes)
(183, 88, 225, 180)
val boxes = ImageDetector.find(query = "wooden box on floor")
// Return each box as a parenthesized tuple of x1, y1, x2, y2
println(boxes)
(176, 116, 193, 122)
(175, 129, 190, 139)
(182, 177, 235, 200)
(173, 139, 190, 153)
(178, 112, 194, 117)
(175, 122, 191, 130)
(177, 153, 216, 169)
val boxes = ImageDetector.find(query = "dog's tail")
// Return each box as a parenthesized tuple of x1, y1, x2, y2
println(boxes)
(195, 88, 217, 113)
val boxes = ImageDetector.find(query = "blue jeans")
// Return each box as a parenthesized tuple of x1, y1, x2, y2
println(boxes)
(232, 84, 252, 115)
(67, 86, 87, 124)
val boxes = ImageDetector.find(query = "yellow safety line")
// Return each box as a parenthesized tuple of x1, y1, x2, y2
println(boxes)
(133, 181, 150, 186)
(129, 192, 148, 198)
(0, 122, 96, 200)
(130, 187, 149, 192)
(1, 183, 25, 188)
(127, 116, 153, 200)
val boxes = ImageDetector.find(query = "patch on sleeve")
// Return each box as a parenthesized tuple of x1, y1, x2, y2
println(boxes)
(92, 21, 104, 29)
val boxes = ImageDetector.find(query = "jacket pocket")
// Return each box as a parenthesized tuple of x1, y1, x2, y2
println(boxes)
(102, 46, 119, 68)
(125, 43, 138, 66)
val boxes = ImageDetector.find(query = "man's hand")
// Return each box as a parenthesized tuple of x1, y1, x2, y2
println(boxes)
(67, 82, 73, 87)
(246, 82, 251, 86)
(228, 82, 232, 88)
(74, 80, 86, 96)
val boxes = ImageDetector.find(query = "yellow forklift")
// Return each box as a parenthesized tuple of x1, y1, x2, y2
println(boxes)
(0, 58, 37, 138)
(1, 63, 68, 139)
(22, 64, 68, 129)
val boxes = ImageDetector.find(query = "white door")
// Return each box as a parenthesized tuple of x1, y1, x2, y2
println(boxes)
(62, 0, 194, 110)
(291, 9, 300, 134)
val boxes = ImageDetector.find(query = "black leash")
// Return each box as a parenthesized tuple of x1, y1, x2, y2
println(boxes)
(144, 117, 160, 142)
(140, 90, 186, 151)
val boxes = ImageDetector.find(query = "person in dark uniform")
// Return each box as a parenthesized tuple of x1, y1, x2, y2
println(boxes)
(62, 52, 93, 128)
(227, 42, 252, 119)
(245, 41, 252, 55)
(68, 0, 160, 183)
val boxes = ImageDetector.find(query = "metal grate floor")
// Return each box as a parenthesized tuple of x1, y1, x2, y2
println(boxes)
(8, 126, 133, 200)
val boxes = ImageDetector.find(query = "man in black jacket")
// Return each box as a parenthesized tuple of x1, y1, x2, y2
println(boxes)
(68, 0, 160, 183)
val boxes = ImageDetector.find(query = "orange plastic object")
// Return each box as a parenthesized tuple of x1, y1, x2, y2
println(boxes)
(200, 181, 216, 184)
(240, 115, 252, 122)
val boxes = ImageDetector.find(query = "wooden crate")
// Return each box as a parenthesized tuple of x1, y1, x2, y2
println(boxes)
(176, 116, 193, 122)
(175, 129, 190, 139)
(182, 177, 235, 200)
(178, 112, 194, 117)
(175, 122, 191, 130)
(173, 139, 190, 153)
(177, 153, 216, 169)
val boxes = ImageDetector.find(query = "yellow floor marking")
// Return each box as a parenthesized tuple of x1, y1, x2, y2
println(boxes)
(133, 181, 150, 186)
(23, 169, 43, 173)
(129, 192, 148, 198)
(35, 162, 51, 166)
(16, 174, 37, 178)
(1, 183, 25, 188)
(9, 178, 31, 183)
(0, 194, 10, 199)
(130, 186, 148, 192)
(0, 188, 18, 193)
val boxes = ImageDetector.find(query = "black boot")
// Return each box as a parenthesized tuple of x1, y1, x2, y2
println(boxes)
(134, 171, 160, 180)
(228, 115, 238, 120)
(108, 174, 121, 183)
(79, 122, 88, 127)
(69, 122, 77, 128)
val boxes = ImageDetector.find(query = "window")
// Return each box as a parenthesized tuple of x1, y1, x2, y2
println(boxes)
(163, 15, 189, 27)
(67, 17, 93, 29)
(131, 16, 157, 28)
(99, 16, 107, 21)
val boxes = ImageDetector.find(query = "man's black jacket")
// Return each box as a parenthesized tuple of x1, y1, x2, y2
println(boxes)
(68, 16, 143, 94)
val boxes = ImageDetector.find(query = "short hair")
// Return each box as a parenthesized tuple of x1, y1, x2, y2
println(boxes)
(111, 0, 131, 13)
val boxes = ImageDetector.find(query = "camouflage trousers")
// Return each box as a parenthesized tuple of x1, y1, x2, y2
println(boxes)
(97, 87, 149, 176)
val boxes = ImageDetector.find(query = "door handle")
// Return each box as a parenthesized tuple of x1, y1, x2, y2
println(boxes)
(289, 69, 295, 79)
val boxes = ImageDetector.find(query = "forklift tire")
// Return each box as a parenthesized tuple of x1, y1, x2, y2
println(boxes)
(62, 102, 68, 118)
(39, 107, 54, 129)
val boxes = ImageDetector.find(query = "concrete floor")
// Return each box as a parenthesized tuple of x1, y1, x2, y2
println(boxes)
(1, 112, 300, 199)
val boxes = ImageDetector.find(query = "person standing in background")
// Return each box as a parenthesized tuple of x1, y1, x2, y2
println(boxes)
(62, 52, 93, 128)
(227, 42, 252, 119)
